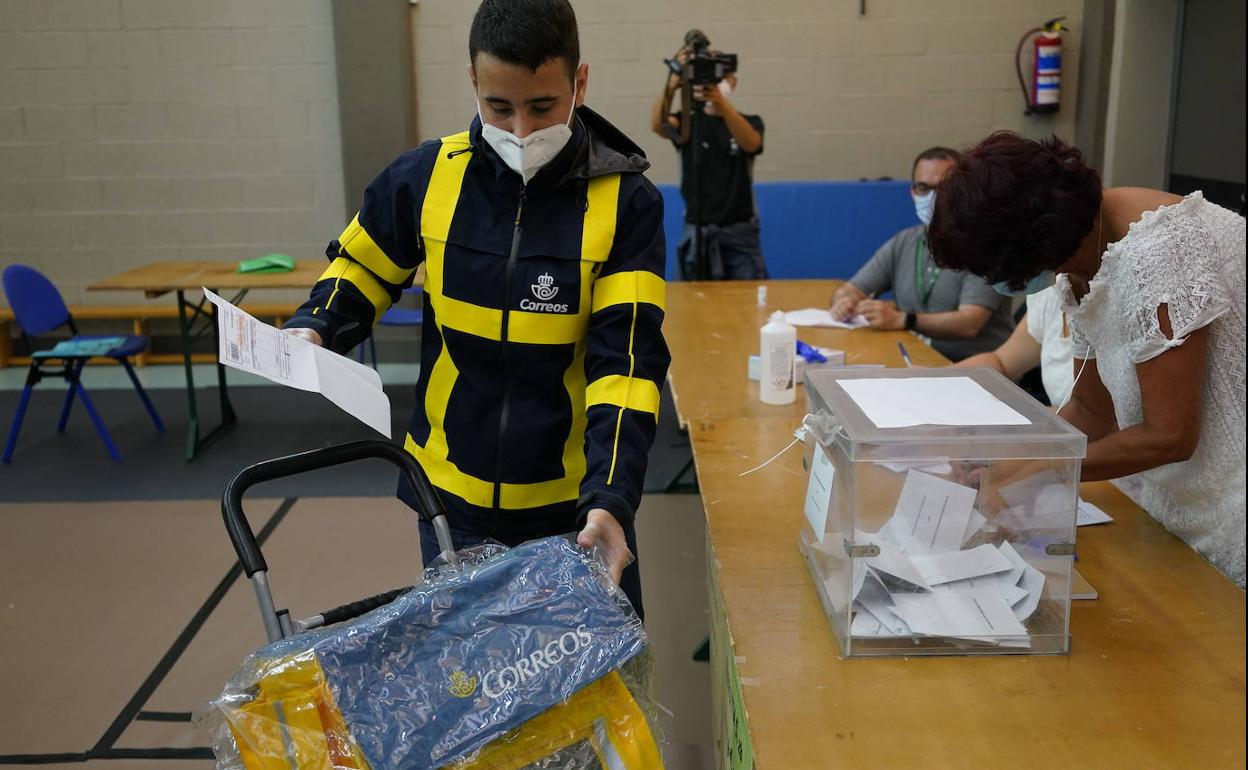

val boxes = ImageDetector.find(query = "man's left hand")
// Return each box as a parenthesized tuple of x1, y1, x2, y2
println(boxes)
(692, 83, 728, 110)
(858, 299, 905, 330)
(576, 508, 633, 585)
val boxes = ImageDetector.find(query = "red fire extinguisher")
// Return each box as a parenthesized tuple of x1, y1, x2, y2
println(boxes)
(1016, 17, 1067, 115)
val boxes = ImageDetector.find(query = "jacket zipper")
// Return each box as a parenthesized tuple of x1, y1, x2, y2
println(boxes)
(493, 188, 525, 519)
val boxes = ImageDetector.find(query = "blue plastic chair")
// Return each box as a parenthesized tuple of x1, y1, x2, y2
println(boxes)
(2, 265, 165, 463)
(357, 287, 424, 368)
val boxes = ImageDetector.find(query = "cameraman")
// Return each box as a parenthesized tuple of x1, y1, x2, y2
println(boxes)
(650, 43, 766, 280)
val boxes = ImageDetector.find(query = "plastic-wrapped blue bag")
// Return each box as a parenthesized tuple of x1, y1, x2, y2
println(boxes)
(202, 535, 656, 770)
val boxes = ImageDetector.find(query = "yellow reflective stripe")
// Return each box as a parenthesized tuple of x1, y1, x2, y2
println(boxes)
(560, 340, 588, 490)
(499, 474, 580, 509)
(420, 132, 472, 463)
(509, 309, 585, 345)
(606, 283, 640, 484)
(592, 270, 665, 314)
(405, 433, 578, 510)
(318, 257, 390, 325)
(581, 174, 620, 263)
(438, 295, 503, 340)
(405, 433, 492, 508)
(587, 374, 660, 415)
(339, 212, 414, 286)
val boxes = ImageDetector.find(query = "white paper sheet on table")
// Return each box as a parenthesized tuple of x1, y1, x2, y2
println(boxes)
(837, 376, 1031, 428)
(784, 307, 869, 329)
(206, 289, 392, 437)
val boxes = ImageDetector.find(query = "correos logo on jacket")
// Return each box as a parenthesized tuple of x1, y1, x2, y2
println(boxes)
(480, 625, 594, 699)
(521, 273, 569, 313)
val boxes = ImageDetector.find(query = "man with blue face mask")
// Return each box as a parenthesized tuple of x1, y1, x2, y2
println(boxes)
(829, 146, 1015, 362)
(281, 0, 669, 618)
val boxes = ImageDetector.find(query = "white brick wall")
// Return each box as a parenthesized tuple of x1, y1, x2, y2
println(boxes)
(0, 0, 346, 308)
(411, 0, 1083, 184)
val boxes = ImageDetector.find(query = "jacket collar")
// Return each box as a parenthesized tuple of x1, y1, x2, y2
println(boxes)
(466, 106, 650, 194)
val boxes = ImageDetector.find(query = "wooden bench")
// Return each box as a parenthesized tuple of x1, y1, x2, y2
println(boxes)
(0, 303, 298, 368)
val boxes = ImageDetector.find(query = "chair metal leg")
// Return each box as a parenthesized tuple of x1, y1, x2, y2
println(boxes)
(3, 379, 36, 464)
(73, 381, 121, 462)
(356, 337, 379, 369)
(56, 359, 85, 433)
(120, 358, 166, 433)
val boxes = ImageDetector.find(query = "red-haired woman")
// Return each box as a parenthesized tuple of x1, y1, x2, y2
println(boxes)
(929, 131, 1245, 588)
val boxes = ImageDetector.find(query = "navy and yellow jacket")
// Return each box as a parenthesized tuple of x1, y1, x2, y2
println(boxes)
(286, 107, 670, 536)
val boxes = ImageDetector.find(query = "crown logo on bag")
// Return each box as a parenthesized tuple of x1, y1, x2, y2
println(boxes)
(448, 670, 478, 698)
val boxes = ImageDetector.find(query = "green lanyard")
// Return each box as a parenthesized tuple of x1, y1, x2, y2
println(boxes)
(914, 237, 940, 310)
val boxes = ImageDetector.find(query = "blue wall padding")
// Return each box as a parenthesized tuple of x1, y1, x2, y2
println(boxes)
(656, 180, 917, 281)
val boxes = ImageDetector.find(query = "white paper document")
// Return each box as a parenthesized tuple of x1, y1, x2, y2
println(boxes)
(803, 443, 836, 542)
(887, 471, 979, 554)
(858, 531, 932, 590)
(1077, 499, 1113, 526)
(784, 307, 869, 330)
(910, 543, 1014, 585)
(891, 589, 1028, 640)
(877, 460, 954, 475)
(206, 289, 392, 437)
(837, 376, 1031, 428)
(997, 540, 1045, 621)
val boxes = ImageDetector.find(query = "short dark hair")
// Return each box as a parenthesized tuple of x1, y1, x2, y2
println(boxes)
(911, 146, 961, 181)
(928, 132, 1102, 291)
(469, 0, 580, 81)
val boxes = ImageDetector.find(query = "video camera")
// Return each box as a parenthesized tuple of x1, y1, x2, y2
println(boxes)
(664, 29, 738, 87)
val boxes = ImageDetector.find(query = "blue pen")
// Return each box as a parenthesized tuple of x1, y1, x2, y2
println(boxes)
(796, 340, 827, 364)
(897, 341, 913, 367)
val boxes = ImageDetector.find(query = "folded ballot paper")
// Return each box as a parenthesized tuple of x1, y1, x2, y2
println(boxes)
(848, 470, 1047, 647)
(205, 289, 391, 437)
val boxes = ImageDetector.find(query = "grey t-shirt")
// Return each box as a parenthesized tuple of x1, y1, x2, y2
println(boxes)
(849, 225, 1015, 361)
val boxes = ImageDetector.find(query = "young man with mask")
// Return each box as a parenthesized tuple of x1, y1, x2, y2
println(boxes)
(828, 146, 1013, 362)
(281, 0, 669, 618)
(649, 48, 766, 280)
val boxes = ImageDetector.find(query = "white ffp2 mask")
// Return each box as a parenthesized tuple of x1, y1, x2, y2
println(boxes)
(478, 91, 577, 185)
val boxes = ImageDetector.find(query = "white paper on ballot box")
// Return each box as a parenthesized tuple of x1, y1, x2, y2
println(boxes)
(205, 289, 392, 437)
(837, 375, 1031, 428)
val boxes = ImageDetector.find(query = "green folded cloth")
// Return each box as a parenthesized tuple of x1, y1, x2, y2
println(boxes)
(237, 253, 296, 274)
(33, 337, 128, 359)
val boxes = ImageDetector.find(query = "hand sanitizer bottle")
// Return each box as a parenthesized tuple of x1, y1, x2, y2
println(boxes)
(760, 311, 796, 405)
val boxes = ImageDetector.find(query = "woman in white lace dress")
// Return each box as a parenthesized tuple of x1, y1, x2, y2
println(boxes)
(928, 132, 1246, 587)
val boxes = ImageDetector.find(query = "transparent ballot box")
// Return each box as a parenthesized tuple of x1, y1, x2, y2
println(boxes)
(799, 368, 1087, 657)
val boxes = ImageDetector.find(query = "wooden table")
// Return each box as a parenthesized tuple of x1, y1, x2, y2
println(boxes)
(87, 259, 332, 300)
(666, 280, 1246, 769)
(90, 260, 335, 460)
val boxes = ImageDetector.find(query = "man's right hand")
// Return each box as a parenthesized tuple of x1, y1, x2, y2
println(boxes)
(283, 327, 323, 347)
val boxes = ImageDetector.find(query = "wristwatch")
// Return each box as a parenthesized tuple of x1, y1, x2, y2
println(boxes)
(904, 312, 917, 331)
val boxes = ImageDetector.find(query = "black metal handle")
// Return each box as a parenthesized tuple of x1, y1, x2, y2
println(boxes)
(222, 440, 446, 577)
(317, 586, 410, 627)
